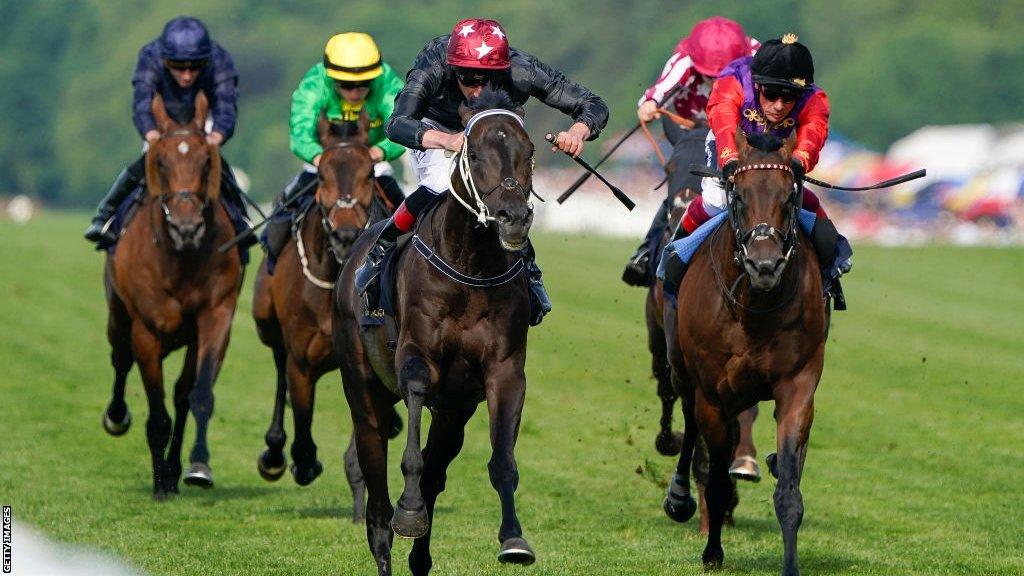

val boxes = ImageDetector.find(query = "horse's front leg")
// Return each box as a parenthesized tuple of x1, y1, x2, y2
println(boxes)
(164, 343, 198, 493)
(130, 322, 171, 500)
(103, 293, 134, 436)
(287, 358, 323, 486)
(772, 372, 817, 576)
(185, 304, 235, 488)
(664, 374, 698, 523)
(257, 346, 288, 481)
(391, 351, 434, 539)
(486, 362, 535, 565)
(650, 324, 682, 456)
(730, 405, 761, 482)
(694, 389, 735, 569)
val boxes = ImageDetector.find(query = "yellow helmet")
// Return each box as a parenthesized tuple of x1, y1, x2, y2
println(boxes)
(323, 32, 382, 82)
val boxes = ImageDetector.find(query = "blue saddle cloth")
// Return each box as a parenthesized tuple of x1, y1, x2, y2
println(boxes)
(657, 209, 852, 304)
(259, 192, 316, 275)
(102, 185, 252, 265)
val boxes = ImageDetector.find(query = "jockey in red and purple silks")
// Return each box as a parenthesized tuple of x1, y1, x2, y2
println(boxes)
(682, 33, 832, 235)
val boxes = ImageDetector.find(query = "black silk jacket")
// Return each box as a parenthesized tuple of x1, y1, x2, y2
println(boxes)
(386, 35, 609, 150)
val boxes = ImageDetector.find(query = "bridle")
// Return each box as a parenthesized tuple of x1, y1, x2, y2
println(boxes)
(447, 109, 543, 225)
(154, 128, 212, 223)
(726, 162, 802, 272)
(297, 140, 374, 289)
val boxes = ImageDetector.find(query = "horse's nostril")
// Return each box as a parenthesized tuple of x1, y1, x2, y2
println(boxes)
(496, 210, 511, 223)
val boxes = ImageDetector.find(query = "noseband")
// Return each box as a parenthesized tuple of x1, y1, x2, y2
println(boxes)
(448, 109, 542, 225)
(727, 162, 802, 270)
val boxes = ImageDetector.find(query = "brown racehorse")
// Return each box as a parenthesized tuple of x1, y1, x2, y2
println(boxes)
(333, 93, 537, 576)
(252, 113, 399, 519)
(667, 131, 828, 575)
(101, 93, 242, 499)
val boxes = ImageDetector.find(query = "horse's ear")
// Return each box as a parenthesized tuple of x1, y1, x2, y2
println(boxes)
(458, 102, 474, 126)
(781, 133, 797, 160)
(206, 146, 222, 203)
(193, 91, 209, 132)
(357, 108, 371, 145)
(317, 112, 333, 146)
(734, 127, 748, 158)
(152, 94, 172, 132)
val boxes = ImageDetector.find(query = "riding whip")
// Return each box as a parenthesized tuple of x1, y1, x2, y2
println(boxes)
(546, 133, 635, 211)
(557, 83, 684, 204)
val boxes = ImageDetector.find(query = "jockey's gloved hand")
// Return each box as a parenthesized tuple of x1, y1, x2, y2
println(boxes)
(790, 157, 806, 181)
(721, 160, 739, 185)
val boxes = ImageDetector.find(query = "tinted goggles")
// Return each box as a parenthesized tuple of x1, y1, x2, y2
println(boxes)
(759, 85, 799, 104)
(454, 69, 493, 87)
(334, 79, 372, 90)
(164, 58, 209, 72)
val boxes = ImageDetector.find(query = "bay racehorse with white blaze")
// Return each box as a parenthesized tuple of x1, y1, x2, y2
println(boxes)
(333, 93, 539, 576)
(101, 93, 242, 498)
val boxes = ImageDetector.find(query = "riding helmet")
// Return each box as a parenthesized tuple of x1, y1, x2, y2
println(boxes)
(685, 17, 749, 77)
(160, 16, 212, 61)
(751, 33, 814, 90)
(323, 33, 383, 82)
(446, 18, 511, 70)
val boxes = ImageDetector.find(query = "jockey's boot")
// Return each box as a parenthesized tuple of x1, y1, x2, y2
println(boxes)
(84, 168, 140, 244)
(622, 200, 670, 287)
(220, 166, 258, 249)
(375, 175, 407, 208)
(523, 241, 552, 326)
(355, 222, 399, 295)
(810, 215, 854, 273)
(281, 170, 317, 206)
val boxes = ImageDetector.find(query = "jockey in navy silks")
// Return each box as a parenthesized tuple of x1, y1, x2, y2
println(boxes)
(84, 16, 253, 250)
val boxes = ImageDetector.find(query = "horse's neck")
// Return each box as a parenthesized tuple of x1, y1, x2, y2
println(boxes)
(429, 193, 509, 276)
(300, 206, 338, 277)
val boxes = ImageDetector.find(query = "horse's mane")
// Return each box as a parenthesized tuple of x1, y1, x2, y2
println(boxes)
(465, 87, 519, 114)
(745, 132, 785, 154)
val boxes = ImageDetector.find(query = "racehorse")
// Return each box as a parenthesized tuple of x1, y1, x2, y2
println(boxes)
(333, 90, 537, 576)
(667, 130, 828, 575)
(100, 93, 242, 499)
(252, 113, 400, 519)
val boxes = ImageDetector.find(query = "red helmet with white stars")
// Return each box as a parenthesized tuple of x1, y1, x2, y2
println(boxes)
(446, 18, 511, 70)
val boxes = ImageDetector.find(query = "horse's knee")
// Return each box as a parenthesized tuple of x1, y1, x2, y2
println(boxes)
(487, 457, 519, 491)
(399, 356, 430, 397)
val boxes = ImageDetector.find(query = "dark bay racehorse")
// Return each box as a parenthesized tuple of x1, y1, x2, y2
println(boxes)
(668, 131, 828, 575)
(333, 93, 537, 576)
(253, 113, 399, 519)
(101, 93, 242, 499)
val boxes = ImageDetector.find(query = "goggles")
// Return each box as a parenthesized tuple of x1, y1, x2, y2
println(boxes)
(334, 79, 372, 90)
(759, 85, 799, 104)
(164, 58, 208, 72)
(454, 68, 495, 87)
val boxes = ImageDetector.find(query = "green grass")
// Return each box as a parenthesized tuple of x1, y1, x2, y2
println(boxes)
(1, 212, 1022, 575)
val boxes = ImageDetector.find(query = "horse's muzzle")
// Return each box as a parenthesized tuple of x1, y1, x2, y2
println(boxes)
(495, 207, 533, 252)
(744, 256, 786, 291)
(167, 217, 206, 251)
(327, 226, 361, 263)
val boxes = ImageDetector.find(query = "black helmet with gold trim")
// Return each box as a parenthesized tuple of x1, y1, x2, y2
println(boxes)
(751, 33, 813, 91)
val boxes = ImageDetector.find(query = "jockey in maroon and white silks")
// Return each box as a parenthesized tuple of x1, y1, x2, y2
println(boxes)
(639, 18, 759, 123)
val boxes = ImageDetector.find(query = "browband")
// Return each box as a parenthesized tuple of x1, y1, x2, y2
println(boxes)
(464, 109, 524, 134)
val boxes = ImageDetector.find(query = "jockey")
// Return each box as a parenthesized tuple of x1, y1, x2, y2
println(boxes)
(355, 17, 609, 326)
(84, 16, 252, 247)
(622, 17, 758, 287)
(679, 33, 850, 278)
(279, 32, 406, 210)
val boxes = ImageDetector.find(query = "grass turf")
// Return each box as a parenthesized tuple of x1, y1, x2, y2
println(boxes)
(1, 212, 1022, 575)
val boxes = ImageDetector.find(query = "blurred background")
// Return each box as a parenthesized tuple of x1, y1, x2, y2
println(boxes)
(2, 0, 1022, 243)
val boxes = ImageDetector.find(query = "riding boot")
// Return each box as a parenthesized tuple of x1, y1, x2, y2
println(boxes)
(84, 168, 140, 244)
(522, 241, 552, 326)
(220, 164, 258, 250)
(376, 175, 407, 208)
(622, 199, 670, 287)
(810, 215, 853, 274)
(355, 221, 400, 295)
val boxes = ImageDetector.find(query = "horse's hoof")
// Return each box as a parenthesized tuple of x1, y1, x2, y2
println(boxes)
(102, 409, 132, 436)
(290, 460, 323, 486)
(388, 411, 404, 440)
(702, 545, 724, 569)
(497, 537, 536, 565)
(152, 489, 170, 502)
(391, 505, 429, 539)
(257, 449, 286, 482)
(663, 494, 697, 523)
(655, 430, 683, 456)
(766, 453, 779, 479)
(729, 455, 762, 483)
(184, 462, 214, 489)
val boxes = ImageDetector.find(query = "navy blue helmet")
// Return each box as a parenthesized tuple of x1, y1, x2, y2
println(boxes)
(160, 16, 212, 61)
